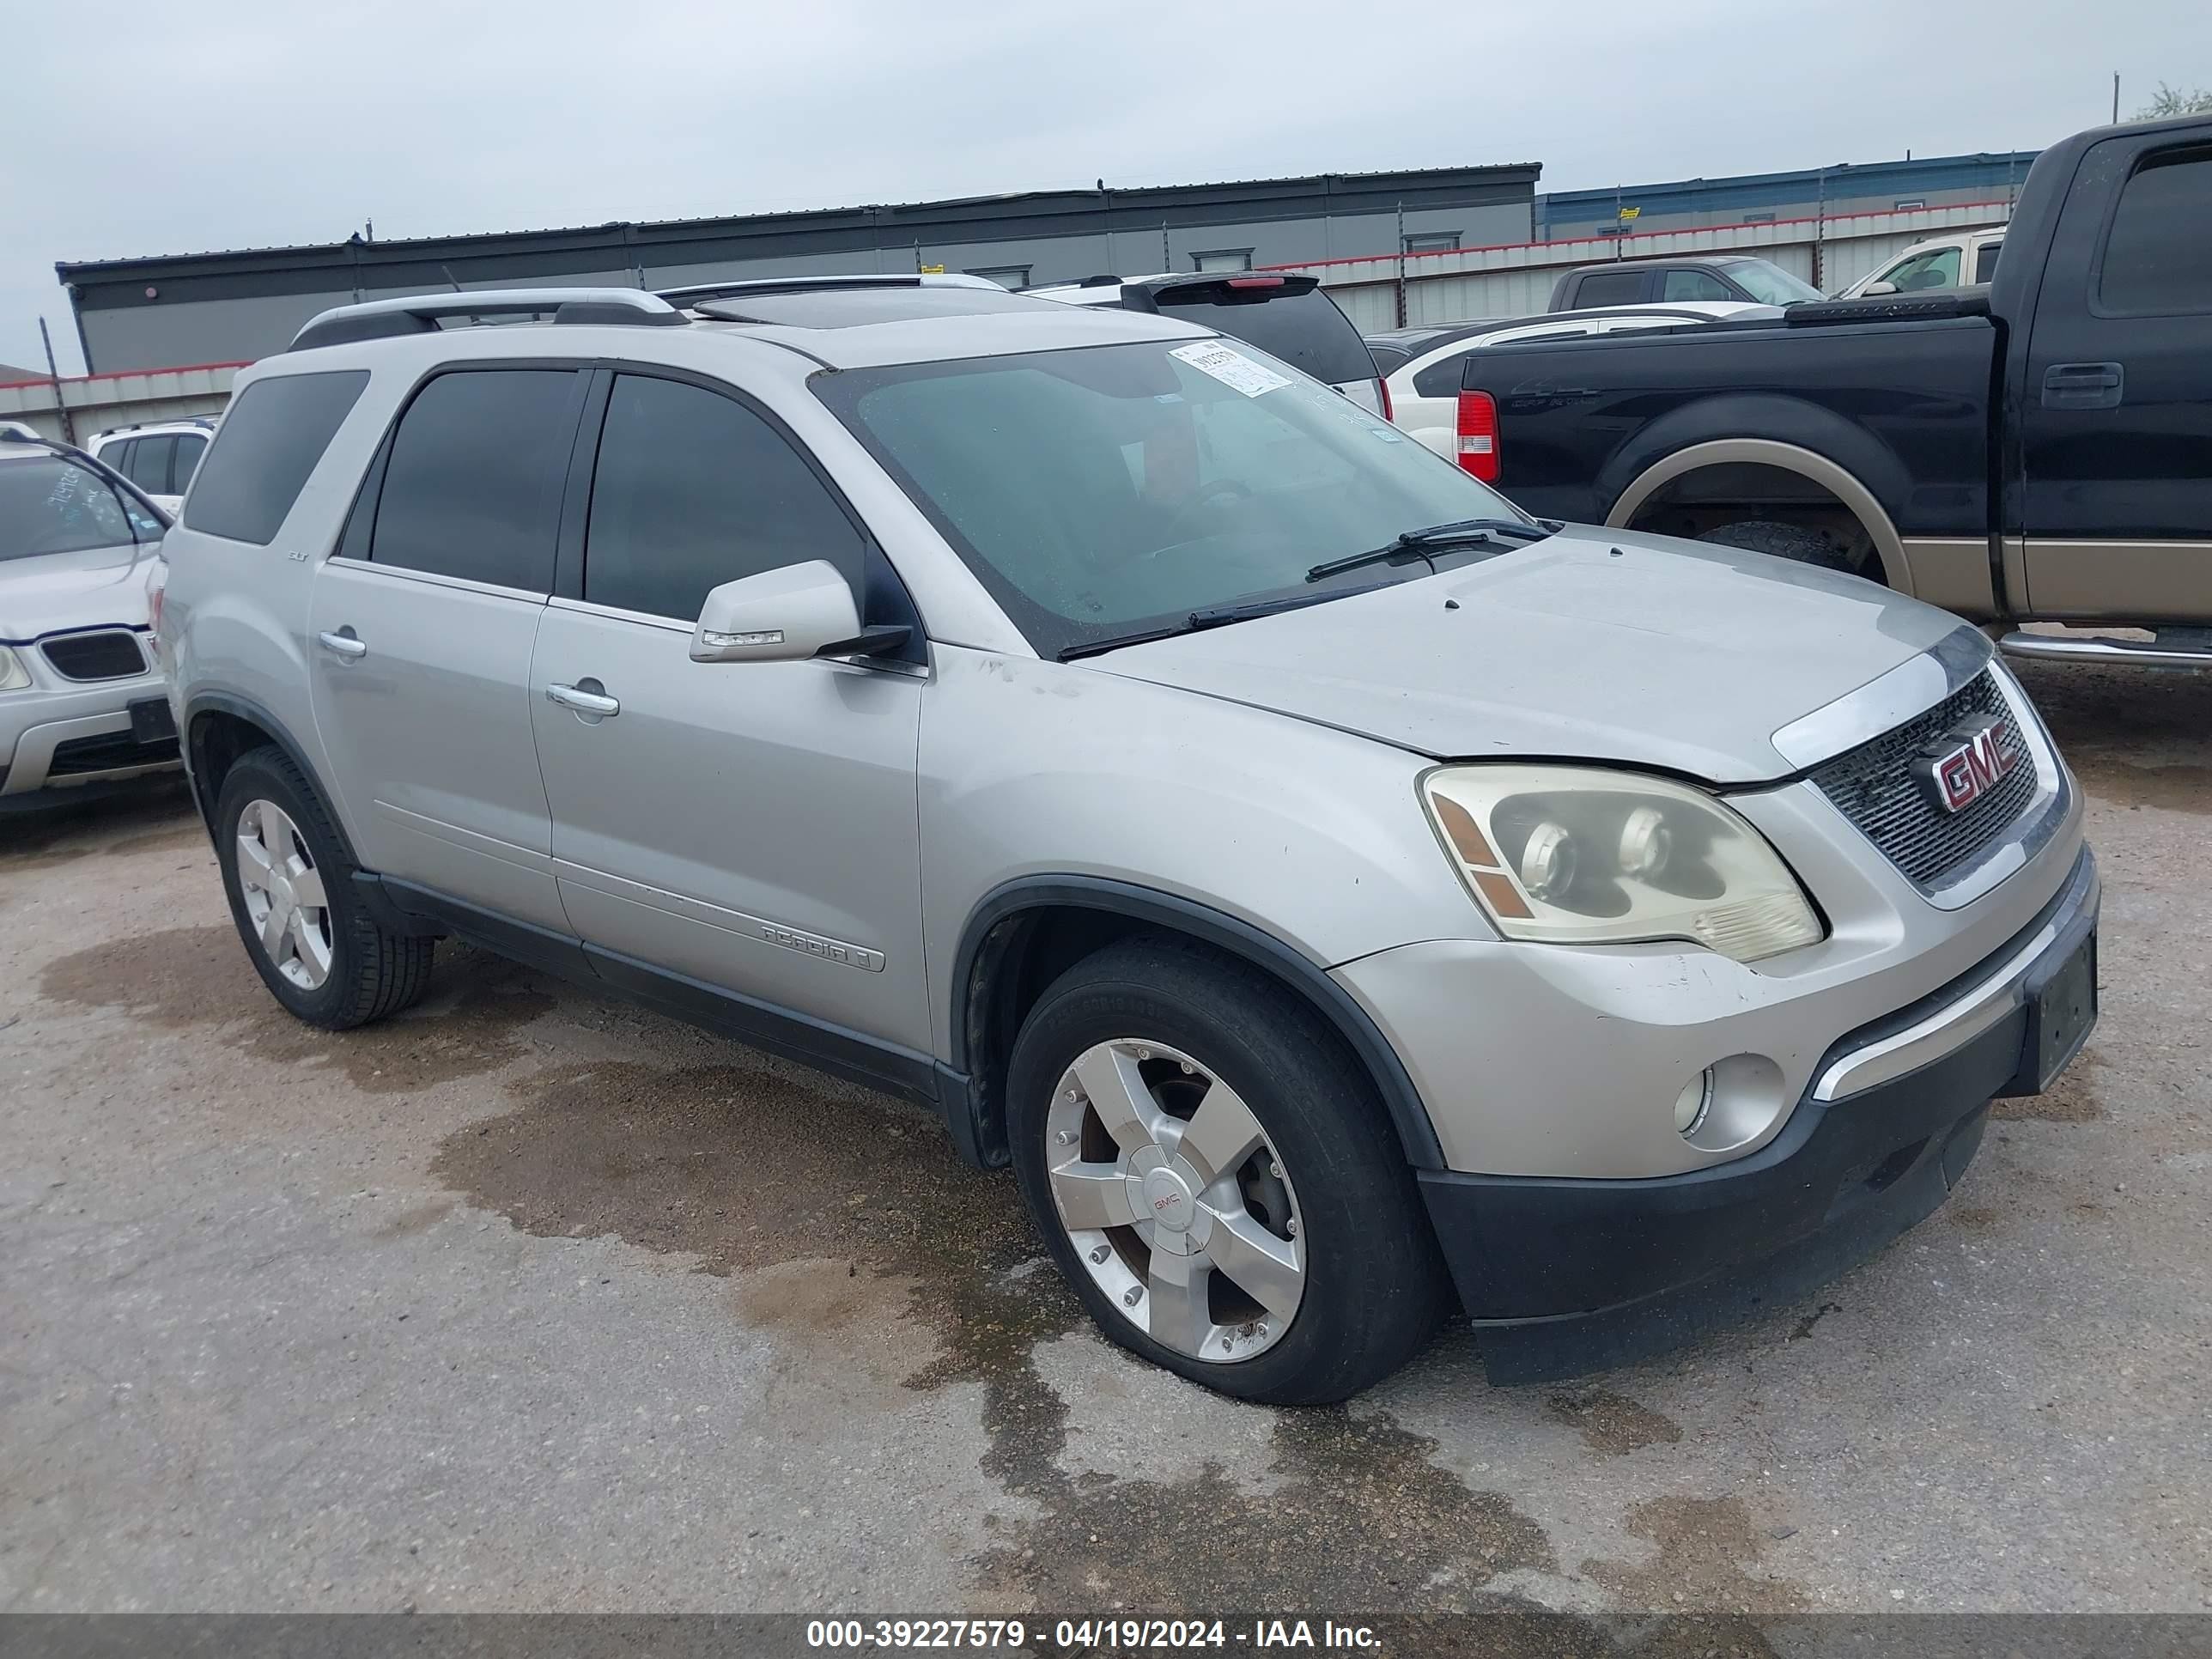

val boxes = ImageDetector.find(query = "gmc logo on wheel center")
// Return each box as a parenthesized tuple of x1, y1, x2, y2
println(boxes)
(1915, 714, 2021, 813)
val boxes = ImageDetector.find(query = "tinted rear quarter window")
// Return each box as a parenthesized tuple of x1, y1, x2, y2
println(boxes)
(1153, 289, 1376, 386)
(1972, 240, 2002, 283)
(184, 370, 369, 544)
(2100, 145, 2212, 313)
(173, 432, 208, 486)
(368, 369, 580, 592)
(128, 434, 175, 495)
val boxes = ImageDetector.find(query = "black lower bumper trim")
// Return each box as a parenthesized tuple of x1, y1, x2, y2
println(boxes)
(1423, 846, 2096, 1384)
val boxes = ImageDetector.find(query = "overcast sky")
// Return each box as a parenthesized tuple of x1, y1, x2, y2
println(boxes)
(2, 0, 2203, 375)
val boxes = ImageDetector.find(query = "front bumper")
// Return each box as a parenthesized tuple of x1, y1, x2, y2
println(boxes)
(0, 669, 181, 808)
(1417, 844, 2098, 1382)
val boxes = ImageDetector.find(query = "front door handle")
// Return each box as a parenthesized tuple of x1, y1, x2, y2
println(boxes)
(545, 680, 620, 718)
(2041, 362, 2124, 410)
(317, 629, 368, 660)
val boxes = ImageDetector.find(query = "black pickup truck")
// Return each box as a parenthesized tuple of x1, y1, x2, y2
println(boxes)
(1459, 114, 2212, 666)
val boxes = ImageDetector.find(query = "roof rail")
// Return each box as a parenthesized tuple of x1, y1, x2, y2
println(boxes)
(288, 288, 685, 353)
(659, 273, 1002, 307)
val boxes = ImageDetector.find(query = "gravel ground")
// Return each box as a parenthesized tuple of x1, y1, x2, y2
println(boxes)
(2, 658, 2206, 1620)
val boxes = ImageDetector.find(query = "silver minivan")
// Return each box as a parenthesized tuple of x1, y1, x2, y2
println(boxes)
(156, 276, 2097, 1403)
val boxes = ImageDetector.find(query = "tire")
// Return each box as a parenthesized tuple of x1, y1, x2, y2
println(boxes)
(213, 745, 436, 1030)
(1006, 936, 1448, 1404)
(1697, 518, 1862, 574)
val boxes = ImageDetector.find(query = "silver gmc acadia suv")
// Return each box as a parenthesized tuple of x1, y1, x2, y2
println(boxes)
(155, 276, 2098, 1403)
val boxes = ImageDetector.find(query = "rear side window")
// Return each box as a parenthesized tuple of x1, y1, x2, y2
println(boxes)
(368, 369, 580, 592)
(127, 435, 175, 495)
(1571, 270, 1645, 307)
(185, 371, 368, 544)
(1413, 349, 1478, 398)
(1152, 288, 1376, 387)
(583, 373, 866, 621)
(173, 432, 208, 487)
(2099, 145, 2212, 314)
(1972, 240, 2002, 283)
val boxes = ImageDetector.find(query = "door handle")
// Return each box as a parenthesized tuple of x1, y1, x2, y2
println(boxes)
(317, 629, 368, 660)
(2041, 362, 2124, 410)
(545, 681, 620, 718)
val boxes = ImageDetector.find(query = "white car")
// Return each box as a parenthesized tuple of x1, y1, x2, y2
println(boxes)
(85, 416, 218, 516)
(1367, 302, 1778, 461)
(1838, 228, 2006, 298)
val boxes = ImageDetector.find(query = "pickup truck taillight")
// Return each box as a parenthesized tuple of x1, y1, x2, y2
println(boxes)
(1455, 390, 1499, 482)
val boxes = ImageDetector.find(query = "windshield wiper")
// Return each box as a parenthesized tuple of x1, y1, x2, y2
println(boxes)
(1058, 583, 1396, 662)
(1304, 517, 1553, 584)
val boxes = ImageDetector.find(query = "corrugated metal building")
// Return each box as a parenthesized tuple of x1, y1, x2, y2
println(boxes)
(1534, 150, 2037, 240)
(54, 166, 1541, 374)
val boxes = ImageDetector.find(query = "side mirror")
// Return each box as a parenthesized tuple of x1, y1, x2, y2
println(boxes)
(690, 560, 906, 664)
(1860, 280, 1899, 297)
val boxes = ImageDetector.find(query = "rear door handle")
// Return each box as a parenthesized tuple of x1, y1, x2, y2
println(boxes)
(545, 681, 620, 718)
(317, 629, 368, 660)
(2041, 362, 2124, 410)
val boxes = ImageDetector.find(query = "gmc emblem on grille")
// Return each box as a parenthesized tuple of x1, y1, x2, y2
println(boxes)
(1915, 714, 2020, 813)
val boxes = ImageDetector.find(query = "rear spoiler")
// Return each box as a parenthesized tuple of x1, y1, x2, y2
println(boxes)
(1784, 287, 1992, 327)
(1120, 273, 1322, 312)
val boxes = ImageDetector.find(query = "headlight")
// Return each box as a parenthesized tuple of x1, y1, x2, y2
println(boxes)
(0, 645, 30, 691)
(1419, 764, 1823, 963)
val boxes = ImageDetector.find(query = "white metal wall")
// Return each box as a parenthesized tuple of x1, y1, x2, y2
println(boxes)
(1301, 201, 2011, 331)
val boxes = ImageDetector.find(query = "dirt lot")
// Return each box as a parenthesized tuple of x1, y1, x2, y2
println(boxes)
(3, 659, 2207, 1618)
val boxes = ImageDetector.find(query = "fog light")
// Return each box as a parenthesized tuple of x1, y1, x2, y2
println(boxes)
(1673, 1071, 1713, 1136)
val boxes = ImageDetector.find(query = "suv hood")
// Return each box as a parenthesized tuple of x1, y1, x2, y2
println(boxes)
(1086, 526, 1967, 783)
(0, 541, 156, 641)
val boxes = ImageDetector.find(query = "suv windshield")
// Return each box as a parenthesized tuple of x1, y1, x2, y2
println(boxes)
(816, 338, 1528, 657)
(0, 455, 163, 561)
(1725, 259, 1824, 306)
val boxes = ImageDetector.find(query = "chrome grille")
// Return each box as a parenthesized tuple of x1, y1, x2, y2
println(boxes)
(1809, 671, 2038, 887)
(41, 629, 148, 682)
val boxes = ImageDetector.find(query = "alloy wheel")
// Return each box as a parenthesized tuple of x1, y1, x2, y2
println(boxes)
(1045, 1038, 1305, 1363)
(235, 798, 334, 991)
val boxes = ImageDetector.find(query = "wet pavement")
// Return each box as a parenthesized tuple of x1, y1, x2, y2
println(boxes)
(2, 659, 2207, 1617)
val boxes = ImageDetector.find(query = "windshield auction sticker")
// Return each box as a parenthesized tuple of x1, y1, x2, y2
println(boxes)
(1169, 341, 1292, 398)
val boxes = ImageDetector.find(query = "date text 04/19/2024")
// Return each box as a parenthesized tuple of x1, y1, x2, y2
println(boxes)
(804, 1620, 1382, 1650)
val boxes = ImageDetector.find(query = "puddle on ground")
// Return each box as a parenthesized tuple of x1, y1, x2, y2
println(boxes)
(1547, 1390, 1684, 1456)
(38, 925, 551, 1092)
(1581, 1494, 1807, 1614)
(432, 1054, 1571, 1611)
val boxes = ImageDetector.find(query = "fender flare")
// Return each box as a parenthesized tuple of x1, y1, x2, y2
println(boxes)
(948, 875, 1447, 1171)
(1601, 432, 1913, 593)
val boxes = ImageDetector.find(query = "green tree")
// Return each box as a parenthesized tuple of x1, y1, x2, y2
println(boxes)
(2135, 82, 2212, 118)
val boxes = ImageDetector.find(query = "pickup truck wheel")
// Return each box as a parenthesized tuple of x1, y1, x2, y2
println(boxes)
(1698, 519, 1862, 574)
(215, 746, 437, 1030)
(1006, 938, 1447, 1405)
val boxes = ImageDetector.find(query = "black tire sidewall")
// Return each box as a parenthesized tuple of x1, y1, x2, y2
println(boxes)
(214, 750, 363, 1026)
(1006, 941, 1443, 1405)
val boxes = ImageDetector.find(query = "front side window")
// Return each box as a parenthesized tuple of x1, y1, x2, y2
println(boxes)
(2099, 145, 2212, 314)
(185, 369, 368, 545)
(1662, 270, 1734, 302)
(1880, 247, 1962, 291)
(1722, 259, 1824, 305)
(816, 338, 1528, 658)
(369, 369, 579, 592)
(583, 374, 866, 621)
(0, 456, 160, 561)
